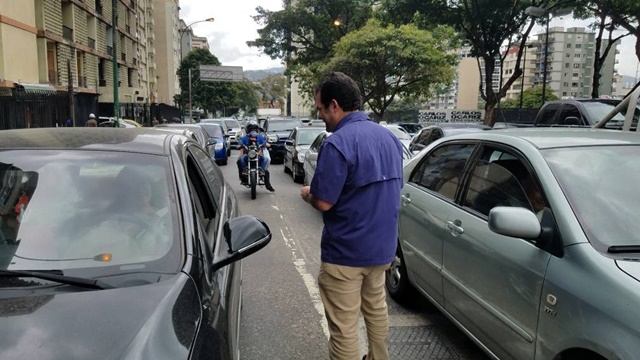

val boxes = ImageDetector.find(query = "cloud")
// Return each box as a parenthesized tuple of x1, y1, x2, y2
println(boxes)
(180, 0, 283, 70)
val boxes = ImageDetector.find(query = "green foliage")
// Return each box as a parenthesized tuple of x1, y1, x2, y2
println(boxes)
(319, 20, 459, 118)
(500, 87, 559, 109)
(580, 0, 640, 61)
(247, 0, 377, 67)
(234, 80, 261, 114)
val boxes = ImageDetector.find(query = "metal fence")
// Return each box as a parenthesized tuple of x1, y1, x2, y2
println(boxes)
(98, 102, 182, 126)
(0, 89, 70, 129)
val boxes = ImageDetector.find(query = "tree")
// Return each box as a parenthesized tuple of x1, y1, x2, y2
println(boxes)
(248, 0, 376, 67)
(320, 20, 459, 119)
(501, 87, 559, 109)
(256, 74, 286, 108)
(234, 80, 261, 114)
(573, 4, 630, 98)
(582, 0, 640, 63)
(377, 0, 572, 126)
(177, 49, 238, 116)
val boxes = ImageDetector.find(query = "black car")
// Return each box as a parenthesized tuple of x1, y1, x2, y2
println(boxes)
(0, 128, 271, 360)
(283, 126, 326, 183)
(408, 123, 491, 153)
(262, 117, 303, 163)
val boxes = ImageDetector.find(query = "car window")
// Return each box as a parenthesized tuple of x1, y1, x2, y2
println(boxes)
(224, 119, 239, 129)
(410, 128, 433, 152)
(185, 149, 220, 248)
(266, 120, 302, 132)
(288, 129, 297, 141)
(297, 129, 325, 146)
(310, 133, 326, 151)
(199, 123, 223, 138)
(558, 104, 583, 125)
(409, 143, 475, 200)
(0, 150, 180, 274)
(463, 147, 543, 217)
(536, 103, 562, 125)
(188, 146, 223, 213)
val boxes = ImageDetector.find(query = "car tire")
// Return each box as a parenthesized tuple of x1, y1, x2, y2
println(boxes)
(385, 240, 417, 304)
(293, 163, 303, 183)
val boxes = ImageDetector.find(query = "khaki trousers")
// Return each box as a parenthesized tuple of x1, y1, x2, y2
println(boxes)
(318, 262, 391, 360)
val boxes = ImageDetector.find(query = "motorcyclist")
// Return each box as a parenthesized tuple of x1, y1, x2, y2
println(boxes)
(237, 121, 275, 192)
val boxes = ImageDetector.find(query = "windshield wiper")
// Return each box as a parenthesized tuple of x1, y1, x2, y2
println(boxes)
(608, 245, 640, 254)
(0, 269, 113, 290)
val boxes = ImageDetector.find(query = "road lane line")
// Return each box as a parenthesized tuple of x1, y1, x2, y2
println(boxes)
(279, 228, 330, 339)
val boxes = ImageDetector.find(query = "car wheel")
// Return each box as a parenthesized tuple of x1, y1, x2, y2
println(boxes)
(385, 240, 417, 304)
(293, 163, 303, 183)
(283, 157, 291, 174)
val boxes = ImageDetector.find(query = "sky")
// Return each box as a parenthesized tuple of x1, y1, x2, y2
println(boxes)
(179, 0, 639, 78)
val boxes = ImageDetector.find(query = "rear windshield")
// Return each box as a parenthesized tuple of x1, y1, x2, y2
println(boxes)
(199, 123, 223, 138)
(267, 120, 302, 132)
(224, 119, 240, 129)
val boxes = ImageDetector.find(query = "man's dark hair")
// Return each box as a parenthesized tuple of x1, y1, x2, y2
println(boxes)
(315, 72, 362, 111)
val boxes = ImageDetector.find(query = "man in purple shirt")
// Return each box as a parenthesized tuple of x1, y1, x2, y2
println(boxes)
(300, 72, 403, 360)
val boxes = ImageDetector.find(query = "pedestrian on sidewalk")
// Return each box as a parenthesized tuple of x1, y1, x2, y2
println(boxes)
(300, 72, 404, 360)
(85, 113, 97, 127)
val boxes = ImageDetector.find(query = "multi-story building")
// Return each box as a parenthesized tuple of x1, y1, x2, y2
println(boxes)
(154, 0, 180, 105)
(502, 43, 540, 100)
(191, 35, 208, 51)
(426, 47, 482, 110)
(179, 19, 210, 59)
(0, 0, 161, 127)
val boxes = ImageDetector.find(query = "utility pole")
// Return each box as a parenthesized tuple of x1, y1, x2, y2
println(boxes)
(541, 14, 550, 105)
(112, 0, 119, 127)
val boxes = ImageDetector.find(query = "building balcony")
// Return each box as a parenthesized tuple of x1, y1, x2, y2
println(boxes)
(48, 70, 58, 85)
(107, 46, 113, 56)
(88, 37, 96, 49)
(121, 52, 126, 62)
(78, 76, 87, 88)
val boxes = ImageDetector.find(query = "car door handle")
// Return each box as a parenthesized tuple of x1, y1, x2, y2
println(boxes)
(401, 194, 411, 205)
(446, 220, 464, 235)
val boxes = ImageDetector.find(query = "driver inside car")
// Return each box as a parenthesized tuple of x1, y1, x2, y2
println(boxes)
(236, 121, 275, 192)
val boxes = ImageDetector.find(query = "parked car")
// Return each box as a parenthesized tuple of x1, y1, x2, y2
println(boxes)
(199, 119, 231, 155)
(262, 117, 303, 163)
(221, 118, 242, 145)
(396, 122, 423, 137)
(198, 122, 229, 165)
(408, 123, 491, 154)
(302, 131, 331, 186)
(98, 117, 138, 128)
(283, 126, 326, 183)
(380, 124, 412, 148)
(0, 128, 272, 360)
(153, 124, 210, 154)
(388, 127, 640, 360)
(533, 98, 639, 128)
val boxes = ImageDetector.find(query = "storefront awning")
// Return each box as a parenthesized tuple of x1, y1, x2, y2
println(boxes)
(16, 83, 58, 93)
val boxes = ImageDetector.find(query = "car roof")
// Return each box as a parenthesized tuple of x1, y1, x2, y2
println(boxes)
(446, 128, 640, 149)
(424, 122, 489, 129)
(0, 128, 173, 155)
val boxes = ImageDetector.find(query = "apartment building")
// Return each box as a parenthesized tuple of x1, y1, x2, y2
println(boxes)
(153, 0, 180, 105)
(502, 43, 540, 100)
(0, 0, 163, 127)
(179, 19, 210, 60)
(502, 27, 620, 100)
(191, 35, 208, 51)
(426, 47, 497, 111)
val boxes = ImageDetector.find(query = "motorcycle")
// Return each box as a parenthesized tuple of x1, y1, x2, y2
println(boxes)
(241, 144, 266, 199)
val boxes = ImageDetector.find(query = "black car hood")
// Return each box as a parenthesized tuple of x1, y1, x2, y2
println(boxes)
(0, 273, 200, 360)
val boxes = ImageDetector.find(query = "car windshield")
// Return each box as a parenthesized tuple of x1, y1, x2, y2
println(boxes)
(385, 126, 411, 140)
(543, 145, 640, 250)
(0, 150, 180, 276)
(268, 120, 301, 132)
(297, 128, 325, 146)
(400, 124, 422, 133)
(199, 124, 223, 138)
(582, 102, 640, 126)
(224, 119, 240, 129)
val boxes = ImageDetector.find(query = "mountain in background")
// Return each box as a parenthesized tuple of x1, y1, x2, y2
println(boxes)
(620, 75, 637, 85)
(243, 67, 285, 82)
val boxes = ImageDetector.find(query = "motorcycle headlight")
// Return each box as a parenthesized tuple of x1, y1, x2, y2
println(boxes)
(248, 149, 258, 158)
(268, 135, 278, 143)
(214, 143, 223, 150)
(297, 153, 306, 163)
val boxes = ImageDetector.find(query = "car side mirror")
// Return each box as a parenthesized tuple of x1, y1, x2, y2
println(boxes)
(285, 140, 294, 146)
(207, 138, 217, 146)
(488, 206, 541, 239)
(213, 215, 272, 271)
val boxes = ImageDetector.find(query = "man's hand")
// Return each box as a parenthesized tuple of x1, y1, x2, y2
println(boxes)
(300, 186, 311, 203)
(300, 186, 333, 212)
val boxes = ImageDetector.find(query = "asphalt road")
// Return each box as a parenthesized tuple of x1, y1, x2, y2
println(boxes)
(219, 152, 488, 360)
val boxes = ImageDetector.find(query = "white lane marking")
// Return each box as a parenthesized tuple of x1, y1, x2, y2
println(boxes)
(279, 228, 330, 339)
(271, 205, 280, 211)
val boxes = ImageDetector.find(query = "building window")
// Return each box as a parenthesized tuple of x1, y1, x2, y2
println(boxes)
(572, 73, 579, 77)
(576, 44, 582, 48)
(574, 54, 581, 58)
(61, 1, 74, 41)
(573, 63, 581, 68)
(46, 41, 57, 84)
(98, 59, 106, 86)
(567, 43, 572, 48)
(565, 63, 570, 68)
(572, 82, 579, 87)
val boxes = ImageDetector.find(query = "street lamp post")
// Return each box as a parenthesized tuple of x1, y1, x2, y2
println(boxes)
(518, 45, 529, 120)
(178, 18, 214, 122)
